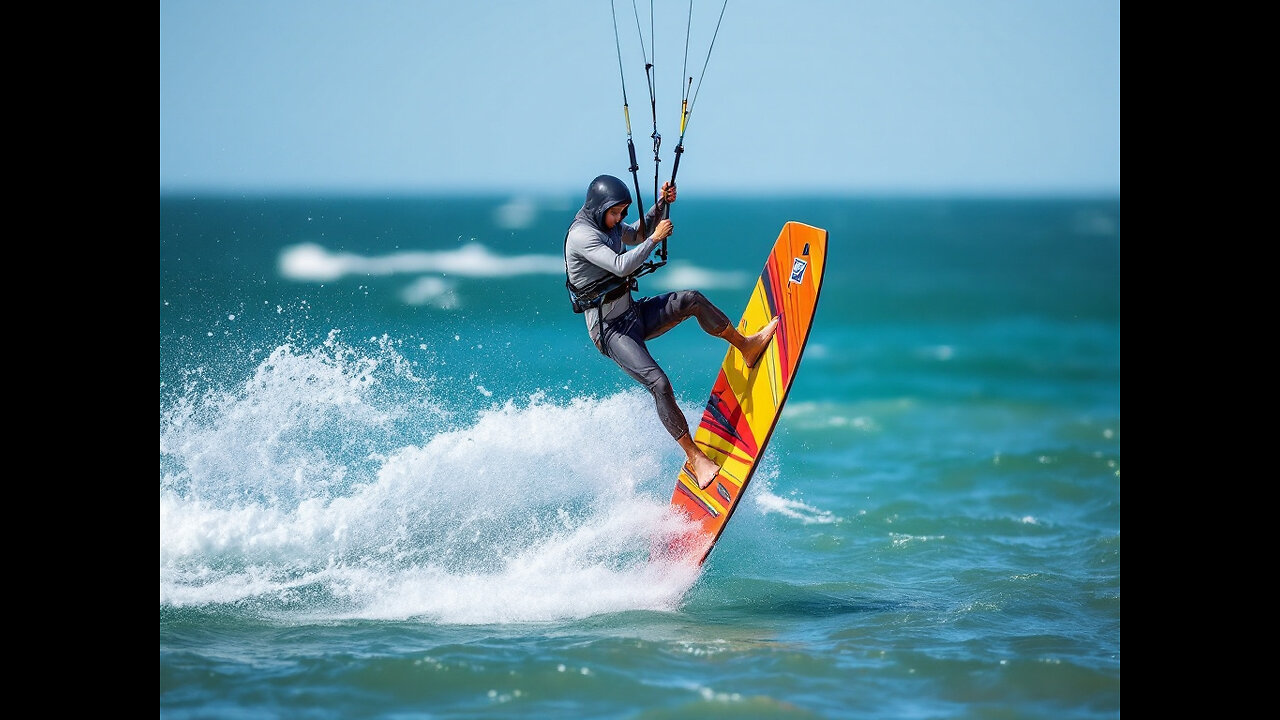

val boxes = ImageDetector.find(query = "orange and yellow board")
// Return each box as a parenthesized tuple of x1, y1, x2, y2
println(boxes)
(667, 221, 828, 565)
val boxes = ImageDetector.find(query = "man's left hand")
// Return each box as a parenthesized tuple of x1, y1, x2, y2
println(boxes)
(660, 182, 677, 205)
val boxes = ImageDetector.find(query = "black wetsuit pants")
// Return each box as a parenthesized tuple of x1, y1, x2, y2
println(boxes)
(595, 290, 731, 440)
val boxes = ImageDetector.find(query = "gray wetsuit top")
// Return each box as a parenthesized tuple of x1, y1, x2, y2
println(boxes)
(564, 179, 664, 347)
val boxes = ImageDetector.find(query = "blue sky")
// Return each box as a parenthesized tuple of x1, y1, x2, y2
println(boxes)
(159, 0, 1120, 196)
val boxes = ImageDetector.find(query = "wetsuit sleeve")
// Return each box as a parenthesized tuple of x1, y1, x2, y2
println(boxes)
(569, 225, 657, 279)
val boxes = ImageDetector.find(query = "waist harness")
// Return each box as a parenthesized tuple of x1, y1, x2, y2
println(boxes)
(565, 274, 636, 313)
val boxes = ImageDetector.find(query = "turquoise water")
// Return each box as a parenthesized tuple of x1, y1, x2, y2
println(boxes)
(159, 193, 1120, 718)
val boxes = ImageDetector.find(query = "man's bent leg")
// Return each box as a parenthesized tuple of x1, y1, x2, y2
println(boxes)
(604, 327, 689, 441)
(641, 290, 731, 340)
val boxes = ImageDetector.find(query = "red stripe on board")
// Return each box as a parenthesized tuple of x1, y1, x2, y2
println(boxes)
(764, 256, 793, 387)
(699, 384, 759, 457)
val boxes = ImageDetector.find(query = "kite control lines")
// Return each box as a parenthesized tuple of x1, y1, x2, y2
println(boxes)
(609, 0, 728, 286)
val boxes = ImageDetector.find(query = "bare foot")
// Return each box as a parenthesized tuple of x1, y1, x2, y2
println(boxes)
(690, 452, 720, 489)
(741, 316, 780, 368)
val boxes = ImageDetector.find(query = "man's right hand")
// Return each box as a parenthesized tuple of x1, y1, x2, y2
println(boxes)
(651, 218, 674, 242)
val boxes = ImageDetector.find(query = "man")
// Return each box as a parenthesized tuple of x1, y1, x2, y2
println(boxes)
(563, 174, 778, 489)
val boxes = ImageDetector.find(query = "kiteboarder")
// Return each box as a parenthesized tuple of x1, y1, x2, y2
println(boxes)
(564, 174, 778, 489)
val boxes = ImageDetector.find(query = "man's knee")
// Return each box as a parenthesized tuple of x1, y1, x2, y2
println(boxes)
(677, 289, 708, 312)
(642, 369, 674, 399)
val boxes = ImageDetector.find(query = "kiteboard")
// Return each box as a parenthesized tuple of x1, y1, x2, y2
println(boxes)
(664, 221, 828, 565)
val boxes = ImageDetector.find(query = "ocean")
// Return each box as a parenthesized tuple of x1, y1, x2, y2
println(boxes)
(159, 192, 1121, 719)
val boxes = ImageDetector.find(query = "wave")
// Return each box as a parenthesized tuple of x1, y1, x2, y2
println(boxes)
(160, 335, 781, 623)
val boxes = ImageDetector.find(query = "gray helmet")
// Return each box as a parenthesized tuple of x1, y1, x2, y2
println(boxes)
(582, 174, 633, 228)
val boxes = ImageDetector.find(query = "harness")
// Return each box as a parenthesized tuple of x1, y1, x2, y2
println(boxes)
(565, 273, 636, 314)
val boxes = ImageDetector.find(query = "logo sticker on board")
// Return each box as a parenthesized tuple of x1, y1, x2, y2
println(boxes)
(789, 257, 808, 284)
